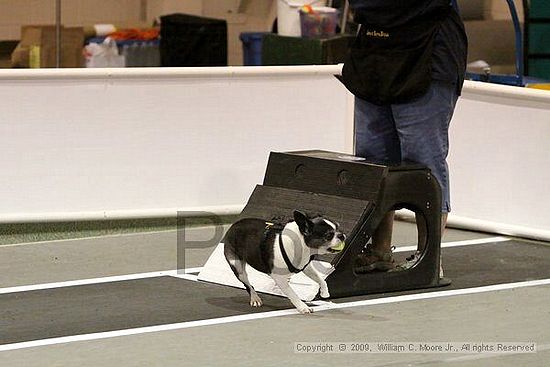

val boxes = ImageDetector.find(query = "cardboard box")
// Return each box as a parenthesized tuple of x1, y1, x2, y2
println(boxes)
(11, 25, 85, 68)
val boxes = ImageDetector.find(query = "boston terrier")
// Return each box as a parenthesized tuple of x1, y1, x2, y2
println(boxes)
(223, 210, 346, 314)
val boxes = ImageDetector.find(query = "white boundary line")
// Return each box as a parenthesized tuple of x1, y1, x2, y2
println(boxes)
(0, 268, 204, 295)
(393, 236, 510, 253)
(0, 271, 177, 295)
(1, 277, 549, 352)
(0, 236, 510, 294)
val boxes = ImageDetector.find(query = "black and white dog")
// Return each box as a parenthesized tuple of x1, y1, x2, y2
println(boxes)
(223, 210, 346, 314)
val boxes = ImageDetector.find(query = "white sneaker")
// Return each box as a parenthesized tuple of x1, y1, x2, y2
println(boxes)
(394, 251, 421, 271)
(395, 251, 445, 278)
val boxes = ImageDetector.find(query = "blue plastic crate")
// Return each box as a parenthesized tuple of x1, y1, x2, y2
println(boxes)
(239, 32, 270, 66)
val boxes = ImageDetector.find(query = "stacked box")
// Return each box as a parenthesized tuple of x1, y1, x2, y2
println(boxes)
(11, 25, 84, 68)
(527, 0, 550, 79)
(160, 14, 227, 67)
(262, 34, 354, 66)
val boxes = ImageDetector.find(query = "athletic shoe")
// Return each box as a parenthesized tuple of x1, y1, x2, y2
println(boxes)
(355, 245, 395, 273)
(395, 250, 448, 282)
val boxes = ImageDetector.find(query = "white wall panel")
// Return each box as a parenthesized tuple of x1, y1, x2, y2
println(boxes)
(449, 83, 550, 231)
(1, 67, 549, 239)
(0, 66, 353, 220)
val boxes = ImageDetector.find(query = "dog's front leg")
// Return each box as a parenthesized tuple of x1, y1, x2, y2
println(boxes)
(302, 262, 330, 299)
(271, 274, 313, 314)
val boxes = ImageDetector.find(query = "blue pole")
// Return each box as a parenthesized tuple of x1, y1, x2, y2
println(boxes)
(505, 0, 525, 86)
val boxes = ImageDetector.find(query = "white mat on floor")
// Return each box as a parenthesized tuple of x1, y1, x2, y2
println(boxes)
(197, 243, 334, 301)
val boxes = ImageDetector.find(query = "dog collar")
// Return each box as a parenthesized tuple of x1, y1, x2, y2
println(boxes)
(278, 233, 312, 274)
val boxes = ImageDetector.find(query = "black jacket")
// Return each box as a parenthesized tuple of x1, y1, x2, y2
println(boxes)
(344, 0, 467, 102)
(349, 0, 451, 26)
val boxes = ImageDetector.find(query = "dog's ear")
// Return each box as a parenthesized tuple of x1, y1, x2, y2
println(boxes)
(293, 210, 313, 236)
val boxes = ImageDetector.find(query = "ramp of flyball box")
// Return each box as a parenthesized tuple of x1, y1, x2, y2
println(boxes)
(197, 185, 373, 301)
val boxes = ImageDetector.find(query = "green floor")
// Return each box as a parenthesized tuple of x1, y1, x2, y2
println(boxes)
(0, 216, 238, 246)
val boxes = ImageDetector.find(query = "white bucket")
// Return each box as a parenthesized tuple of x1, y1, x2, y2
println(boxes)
(277, 0, 327, 37)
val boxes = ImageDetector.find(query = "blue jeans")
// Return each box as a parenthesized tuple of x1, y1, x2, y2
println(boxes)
(354, 80, 459, 213)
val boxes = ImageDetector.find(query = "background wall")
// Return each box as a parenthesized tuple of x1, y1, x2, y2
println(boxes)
(0, 0, 275, 66)
(449, 83, 550, 236)
(1, 66, 549, 239)
(0, 66, 353, 221)
(490, 0, 523, 20)
(0, 0, 526, 39)
(0, 0, 145, 40)
(147, 0, 203, 18)
(0, 0, 526, 66)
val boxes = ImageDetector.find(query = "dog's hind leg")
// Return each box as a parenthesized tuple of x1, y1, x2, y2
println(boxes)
(226, 253, 263, 307)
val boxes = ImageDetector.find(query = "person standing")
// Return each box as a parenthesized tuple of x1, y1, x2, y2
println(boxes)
(341, 0, 468, 277)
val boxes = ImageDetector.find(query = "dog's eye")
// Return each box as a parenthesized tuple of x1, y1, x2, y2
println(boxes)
(325, 231, 334, 240)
